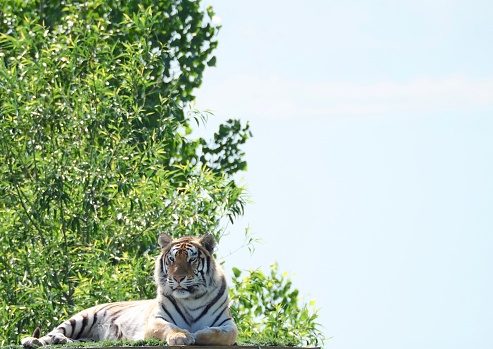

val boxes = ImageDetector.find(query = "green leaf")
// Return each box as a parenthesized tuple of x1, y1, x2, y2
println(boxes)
(207, 56, 217, 67)
(232, 267, 242, 278)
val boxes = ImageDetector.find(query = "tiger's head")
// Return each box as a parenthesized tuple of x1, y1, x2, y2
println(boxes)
(155, 233, 222, 299)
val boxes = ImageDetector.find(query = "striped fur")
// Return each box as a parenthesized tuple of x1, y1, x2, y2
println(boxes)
(21, 234, 237, 347)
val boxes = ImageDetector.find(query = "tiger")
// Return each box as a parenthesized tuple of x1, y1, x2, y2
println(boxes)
(21, 234, 238, 347)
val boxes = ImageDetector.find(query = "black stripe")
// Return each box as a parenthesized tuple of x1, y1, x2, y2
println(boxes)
(69, 319, 77, 338)
(107, 309, 126, 324)
(165, 295, 191, 326)
(209, 298, 228, 318)
(161, 256, 166, 277)
(211, 309, 226, 327)
(215, 317, 233, 327)
(75, 315, 88, 339)
(57, 326, 66, 335)
(155, 315, 172, 323)
(195, 277, 226, 322)
(102, 303, 124, 311)
(161, 303, 177, 324)
(205, 255, 211, 275)
(208, 298, 228, 327)
(114, 324, 122, 339)
(89, 312, 98, 332)
(199, 258, 207, 284)
(188, 302, 207, 312)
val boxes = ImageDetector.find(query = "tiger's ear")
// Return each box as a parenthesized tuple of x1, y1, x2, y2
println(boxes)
(158, 234, 173, 249)
(199, 234, 216, 253)
(33, 327, 40, 339)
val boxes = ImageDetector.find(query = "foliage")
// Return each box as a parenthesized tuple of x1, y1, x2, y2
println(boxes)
(0, 0, 219, 103)
(230, 264, 324, 347)
(0, 0, 249, 345)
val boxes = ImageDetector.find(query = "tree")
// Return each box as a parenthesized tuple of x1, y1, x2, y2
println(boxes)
(0, 0, 321, 346)
(0, 0, 249, 342)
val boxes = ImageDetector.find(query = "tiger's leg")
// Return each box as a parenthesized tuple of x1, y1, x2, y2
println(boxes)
(145, 317, 195, 346)
(193, 320, 238, 345)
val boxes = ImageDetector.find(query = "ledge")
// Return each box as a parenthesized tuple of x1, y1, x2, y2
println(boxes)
(61, 347, 320, 349)
(3, 345, 320, 349)
(94, 347, 320, 349)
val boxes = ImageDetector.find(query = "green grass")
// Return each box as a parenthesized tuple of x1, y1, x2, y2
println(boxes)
(2, 339, 165, 349)
(1, 337, 316, 349)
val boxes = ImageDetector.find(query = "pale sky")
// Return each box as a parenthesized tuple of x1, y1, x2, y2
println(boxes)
(194, 1, 493, 348)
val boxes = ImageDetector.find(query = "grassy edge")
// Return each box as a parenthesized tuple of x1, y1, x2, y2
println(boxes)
(1, 337, 312, 349)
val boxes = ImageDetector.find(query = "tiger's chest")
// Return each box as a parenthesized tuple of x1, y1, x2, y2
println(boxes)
(157, 297, 222, 333)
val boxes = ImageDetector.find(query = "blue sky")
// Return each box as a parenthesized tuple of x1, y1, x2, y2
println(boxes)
(194, 1, 493, 348)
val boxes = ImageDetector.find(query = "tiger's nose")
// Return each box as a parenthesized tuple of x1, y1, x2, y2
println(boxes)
(173, 275, 185, 283)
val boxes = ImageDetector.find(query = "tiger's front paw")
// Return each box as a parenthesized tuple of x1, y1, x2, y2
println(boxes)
(166, 330, 195, 346)
(21, 337, 43, 348)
